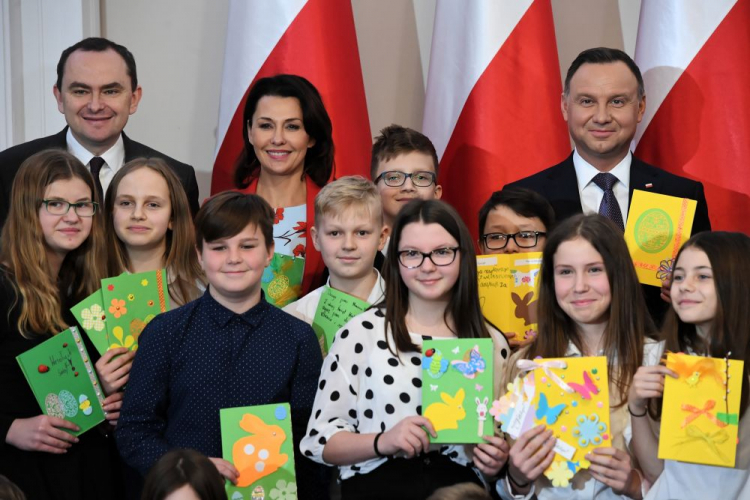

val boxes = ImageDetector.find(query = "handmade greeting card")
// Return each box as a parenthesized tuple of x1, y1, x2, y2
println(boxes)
(625, 190, 696, 287)
(311, 286, 370, 356)
(220, 403, 297, 500)
(262, 253, 305, 308)
(477, 253, 542, 347)
(100, 269, 170, 352)
(16, 327, 106, 436)
(658, 353, 744, 467)
(71, 290, 108, 355)
(491, 357, 611, 486)
(422, 339, 494, 443)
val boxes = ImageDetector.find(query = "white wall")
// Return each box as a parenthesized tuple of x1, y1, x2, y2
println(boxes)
(3, 0, 641, 201)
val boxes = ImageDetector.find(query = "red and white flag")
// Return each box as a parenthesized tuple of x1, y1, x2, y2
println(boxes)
(211, 0, 371, 194)
(634, 0, 750, 232)
(422, 0, 570, 241)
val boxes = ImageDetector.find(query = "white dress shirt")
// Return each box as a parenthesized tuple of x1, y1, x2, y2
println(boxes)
(66, 129, 126, 198)
(573, 150, 631, 225)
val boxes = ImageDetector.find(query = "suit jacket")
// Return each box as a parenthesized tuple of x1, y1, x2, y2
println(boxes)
(0, 128, 200, 228)
(505, 152, 711, 326)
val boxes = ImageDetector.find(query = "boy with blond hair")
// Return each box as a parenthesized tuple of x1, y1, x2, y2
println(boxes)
(284, 176, 387, 325)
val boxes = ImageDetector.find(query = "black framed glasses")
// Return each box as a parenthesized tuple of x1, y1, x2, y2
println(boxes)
(374, 171, 436, 188)
(398, 247, 459, 269)
(41, 199, 98, 217)
(481, 231, 546, 250)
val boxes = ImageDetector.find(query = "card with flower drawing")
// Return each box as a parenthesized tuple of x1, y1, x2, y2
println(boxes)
(71, 290, 108, 355)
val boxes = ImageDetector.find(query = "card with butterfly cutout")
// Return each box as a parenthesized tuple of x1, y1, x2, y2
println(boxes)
(491, 356, 610, 487)
(421, 338, 494, 443)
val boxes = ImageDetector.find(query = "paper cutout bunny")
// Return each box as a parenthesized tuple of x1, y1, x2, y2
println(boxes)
(512, 291, 537, 326)
(232, 413, 289, 487)
(475, 396, 489, 437)
(424, 388, 466, 431)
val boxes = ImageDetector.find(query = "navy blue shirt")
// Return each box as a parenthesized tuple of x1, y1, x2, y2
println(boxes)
(116, 289, 324, 497)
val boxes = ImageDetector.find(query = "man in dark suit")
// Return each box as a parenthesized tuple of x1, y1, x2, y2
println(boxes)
(506, 47, 710, 323)
(0, 37, 199, 229)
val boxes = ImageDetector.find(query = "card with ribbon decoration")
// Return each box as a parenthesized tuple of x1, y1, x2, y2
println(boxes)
(491, 356, 611, 487)
(658, 353, 744, 467)
(624, 190, 696, 287)
(16, 327, 106, 436)
(477, 253, 542, 348)
(220, 403, 297, 500)
(100, 269, 171, 352)
(422, 338, 494, 443)
(311, 286, 370, 356)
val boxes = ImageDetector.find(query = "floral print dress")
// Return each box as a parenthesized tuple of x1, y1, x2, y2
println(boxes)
(262, 204, 307, 308)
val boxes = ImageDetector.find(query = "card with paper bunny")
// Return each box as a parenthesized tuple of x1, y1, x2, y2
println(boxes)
(658, 352, 744, 467)
(422, 338, 493, 443)
(220, 403, 297, 500)
(490, 357, 611, 487)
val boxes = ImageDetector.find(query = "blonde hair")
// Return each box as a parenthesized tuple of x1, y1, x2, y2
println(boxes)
(104, 158, 205, 306)
(314, 175, 383, 226)
(0, 150, 106, 337)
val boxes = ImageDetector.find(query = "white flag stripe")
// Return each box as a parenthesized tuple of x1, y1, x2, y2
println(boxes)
(423, 0, 533, 160)
(634, 0, 736, 145)
(214, 0, 307, 156)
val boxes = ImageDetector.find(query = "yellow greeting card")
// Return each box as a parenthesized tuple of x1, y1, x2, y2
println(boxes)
(625, 190, 696, 287)
(477, 253, 542, 348)
(658, 353, 744, 467)
(493, 357, 611, 486)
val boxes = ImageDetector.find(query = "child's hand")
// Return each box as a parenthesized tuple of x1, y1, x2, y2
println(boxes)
(378, 416, 437, 458)
(102, 392, 124, 427)
(95, 347, 135, 395)
(507, 425, 555, 487)
(6, 415, 80, 453)
(660, 275, 673, 303)
(628, 365, 677, 413)
(471, 434, 509, 476)
(586, 447, 642, 498)
(209, 457, 240, 484)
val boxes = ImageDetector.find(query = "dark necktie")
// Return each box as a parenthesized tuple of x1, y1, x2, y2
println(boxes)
(89, 156, 105, 202)
(592, 172, 624, 231)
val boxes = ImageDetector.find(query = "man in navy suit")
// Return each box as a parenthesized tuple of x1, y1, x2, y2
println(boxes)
(0, 37, 199, 230)
(506, 47, 710, 323)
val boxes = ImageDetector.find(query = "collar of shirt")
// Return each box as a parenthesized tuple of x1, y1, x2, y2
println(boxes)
(202, 288, 271, 328)
(65, 128, 126, 173)
(573, 149, 632, 223)
(572, 149, 632, 193)
(564, 341, 605, 357)
(324, 269, 385, 305)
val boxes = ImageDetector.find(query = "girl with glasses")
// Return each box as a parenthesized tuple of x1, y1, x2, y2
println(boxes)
(0, 150, 123, 499)
(301, 199, 511, 499)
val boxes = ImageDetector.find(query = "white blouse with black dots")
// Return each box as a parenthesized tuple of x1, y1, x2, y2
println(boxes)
(300, 307, 510, 481)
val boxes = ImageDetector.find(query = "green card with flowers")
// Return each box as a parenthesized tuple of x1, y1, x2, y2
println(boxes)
(71, 290, 108, 355)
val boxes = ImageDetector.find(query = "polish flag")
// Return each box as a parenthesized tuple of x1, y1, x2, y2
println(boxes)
(634, 0, 750, 232)
(211, 0, 371, 194)
(422, 0, 570, 241)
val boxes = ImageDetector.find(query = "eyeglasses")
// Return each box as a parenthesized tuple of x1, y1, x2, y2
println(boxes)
(374, 171, 436, 188)
(398, 247, 459, 269)
(41, 199, 98, 217)
(481, 231, 546, 250)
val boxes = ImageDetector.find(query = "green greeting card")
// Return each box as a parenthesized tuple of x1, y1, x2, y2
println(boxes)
(422, 338, 494, 443)
(311, 286, 370, 356)
(16, 327, 106, 436)
(100, 269, 170, 351)
(220, 403, 297, 500)
(262, 253, 305, 308)
(71, 289, 108, 355)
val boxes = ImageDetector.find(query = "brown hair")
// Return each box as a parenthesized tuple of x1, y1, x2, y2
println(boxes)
(662, 232, 750, 418)
(526, 214, 654, 407)
(104, 158, 205, 305)
(0, 150, 105, 337)
(427, 482, 490, 500)
(380, 199, 488, 354)
(195, 191, 274, 251)
(141, 449, 226, 500)
(370, 124, 439, 180)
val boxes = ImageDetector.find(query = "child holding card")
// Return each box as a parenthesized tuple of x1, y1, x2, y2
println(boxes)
(498, 214, 659, 500)
(301, 199, 511, 499)
(0, 151, 122, 498)
(115, 192, 326, 499)
(283, 176, 386, 336)
(629, 232, 750, 499)
(105, 158, 206, 306)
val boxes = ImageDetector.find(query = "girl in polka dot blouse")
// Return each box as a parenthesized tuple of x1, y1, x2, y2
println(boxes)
(301, 199, 511, 499)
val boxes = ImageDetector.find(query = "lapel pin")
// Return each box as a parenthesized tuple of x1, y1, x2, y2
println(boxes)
(645, 183, 653, 188)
